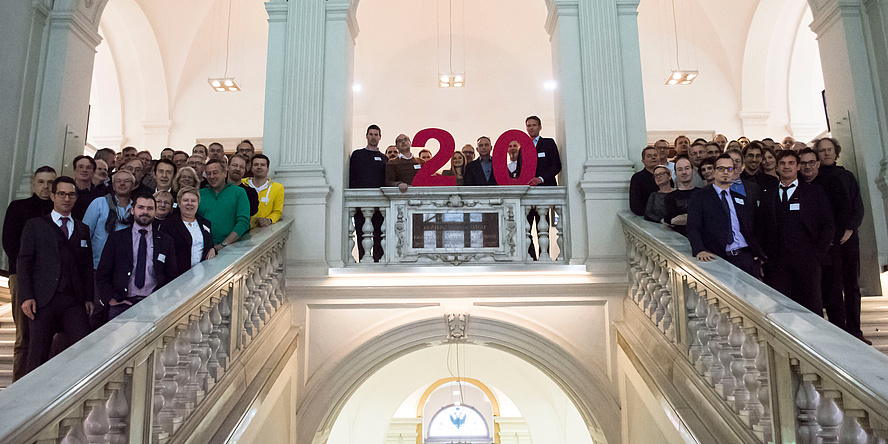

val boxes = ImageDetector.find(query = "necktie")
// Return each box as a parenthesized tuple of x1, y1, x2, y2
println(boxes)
(135, 229, 147, 289)
(59, 217, 70, 239)
(720, 190, 731, 216)
(780, 184, 795, 203)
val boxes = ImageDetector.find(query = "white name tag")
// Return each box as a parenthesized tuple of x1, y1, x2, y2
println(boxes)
(538, 152, 546, 158)
(734, 197, 744, 205)
(81, 240, 88, 248)
(158, 254, 166, 263)
(414, 164, 422, 169)
(374, 157, 383, 161)
(261, 197, 269, 203)
(790, 203, 801, 211)
(202, 225, 211, 233)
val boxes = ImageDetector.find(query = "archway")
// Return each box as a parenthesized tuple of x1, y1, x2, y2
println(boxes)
(294, 315, 619, 444)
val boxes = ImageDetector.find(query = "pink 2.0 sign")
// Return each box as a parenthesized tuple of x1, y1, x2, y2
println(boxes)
(410, 128, 538, 186)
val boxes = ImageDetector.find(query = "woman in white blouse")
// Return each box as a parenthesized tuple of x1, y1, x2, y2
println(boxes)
(158, 186, 215, 279)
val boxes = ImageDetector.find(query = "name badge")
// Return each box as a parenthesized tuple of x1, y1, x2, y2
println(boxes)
(261, 197, 270, 203)
(202, 225, 211, 233)
(81, 240, 88, 248)
(538, 152, 546, 158)
(790, 203, 801, 211)
(734, 197, 744, 205)
(414, 164, 422, 169)
(158, 254, 166, 263)
(374, 157, 383, 161)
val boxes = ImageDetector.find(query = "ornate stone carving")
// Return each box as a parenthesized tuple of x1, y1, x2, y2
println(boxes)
(421, 253, 489, 265)
(505, 206, 516, 256)
(407, 194, 482, 208)
(395, 206, 406, 256)
(445, 313, 469, 340)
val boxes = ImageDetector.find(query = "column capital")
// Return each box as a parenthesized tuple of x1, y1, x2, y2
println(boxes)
(326, 0, 359, 41)
(49, 9, 103, 49)
(265, 2, 289, 23)
(545, 0, 578, 36)
(808, 0, 862, 37)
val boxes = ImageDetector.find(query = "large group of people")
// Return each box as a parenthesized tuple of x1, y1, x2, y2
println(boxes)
(349, 116, 563, 260)
(630, 135, 869, 345)
(2, 141, 285, 380)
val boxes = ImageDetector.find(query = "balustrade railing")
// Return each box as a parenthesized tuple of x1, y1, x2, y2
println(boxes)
(344, 186, 566, 265)
(0, 220, 293, 444)
(620, 214, 888, 444)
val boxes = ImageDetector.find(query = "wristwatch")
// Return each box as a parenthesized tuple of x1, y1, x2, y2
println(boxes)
(221, 241, 229, 247)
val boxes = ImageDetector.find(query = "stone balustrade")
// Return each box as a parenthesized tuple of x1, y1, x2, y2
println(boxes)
(620, 214, 888, 444)
(344, 186, 567, 265)
(0, 221, 293, 444)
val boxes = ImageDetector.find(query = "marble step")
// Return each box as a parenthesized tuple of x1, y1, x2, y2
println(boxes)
(0, 327, 14, 342)
(0, 369, 11, 390)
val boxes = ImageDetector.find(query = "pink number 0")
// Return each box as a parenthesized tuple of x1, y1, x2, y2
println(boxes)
(411, 128, 456, 187)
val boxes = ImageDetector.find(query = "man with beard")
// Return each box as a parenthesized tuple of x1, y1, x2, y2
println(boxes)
(227, 155, 259, 215)
(96, 193, 177, 319)
(198, 159, 251, 253)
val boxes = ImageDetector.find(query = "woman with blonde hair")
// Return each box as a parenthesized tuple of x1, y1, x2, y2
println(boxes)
(158, 186, 215, 279)
(442, 151, 467, 185)
(172, 166, 200, 195)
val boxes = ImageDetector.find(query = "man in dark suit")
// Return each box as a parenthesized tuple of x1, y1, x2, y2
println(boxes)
(524, 116, 562, 186)
(2, 166, 56, 380)
(757, 150, 834, 315)
(96, 193, 178, 319)
(463, 136, 498, 186)
(687, 155, 764, 277)
(629, 146, 660, 216)
(17, 176, 95, 374)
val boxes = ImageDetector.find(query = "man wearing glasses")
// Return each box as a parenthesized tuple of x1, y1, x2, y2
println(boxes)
(17, 176, 94, 374)
(687, 154, 764, 278)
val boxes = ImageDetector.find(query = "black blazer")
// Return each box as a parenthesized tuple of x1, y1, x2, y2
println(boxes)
(95, 225, 178, 304)
(687, 186, 764, 259)
(463, 159, 498, 186)
(757, 180, 834, 264)
(17, 215, 94, 308)
(158, 210, 214, 279)
(530, 137, 562, 185)
(239, 183, 259, 216)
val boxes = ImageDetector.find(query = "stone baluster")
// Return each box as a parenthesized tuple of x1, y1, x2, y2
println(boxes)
(348, 207, 356, 263)
(633, 250, 649, 304)
(247, 272, 264, 332)
(264, 256, 281, 311)
(59, 415, 88, 444)
(379, 207, 387, 263)
(753, 345, 773, 443)
(537, 207, 551, 261)
(686, 286, 704, 363)
(704, 302, 724, 384)
(261, 262, 275, 317)
(727, 318, 748, 413)
(739, 327, 763, 428)
(525, 206, 534, 261)
(208, 302, 224, 381)
(83, 395, 111, 443)
(218, 287, 232, 368)
(839, 410, 871, 444)
(555, 205, 564, 261)
(694, 298, 715, 375)
(159, 339, 182, 435)
(105, 380, 129, 444)
(642, 256, 659, 315)
(186, 314, 205, 406)
(654, 260, 670, 332)
(714, 309, 735, 397)
(173, 327, 194, 419)
(796, 374, 822, 444)
(242, 277, 255, 345)
(626, 238, 639, 297)
(152, 350, 168, 442)
(817, 390, 843, 444)
(360, 208, 374, 263)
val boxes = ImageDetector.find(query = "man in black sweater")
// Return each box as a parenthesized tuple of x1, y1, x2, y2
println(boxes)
(629, 146, 660, 216)
(2, 166, 56, 381)
(348, 124, 387, 261)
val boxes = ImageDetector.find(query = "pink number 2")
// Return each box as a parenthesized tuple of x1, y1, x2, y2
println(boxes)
(411, 128, 457, 187)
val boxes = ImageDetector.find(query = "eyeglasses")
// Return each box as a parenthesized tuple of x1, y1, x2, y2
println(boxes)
(156, 201, 172, 206)
(799, 160, 818, 167)
(715, 166, 734, 172)
(654, 172, 670, 178)
(55, 192, 76, 199)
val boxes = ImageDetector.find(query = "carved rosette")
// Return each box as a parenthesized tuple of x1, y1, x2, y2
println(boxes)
(446, 313, 469, 341)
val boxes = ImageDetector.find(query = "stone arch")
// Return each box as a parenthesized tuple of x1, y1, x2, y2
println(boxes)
(295, 313, 619, 444)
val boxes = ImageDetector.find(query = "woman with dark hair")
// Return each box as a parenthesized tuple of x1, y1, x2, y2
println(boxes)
(697, 157, 716, 185)
(645, 165, 674, 222)
(158, 186, 215, 279)
(761, 145, 778, 178)
(442, 151, 467, 185)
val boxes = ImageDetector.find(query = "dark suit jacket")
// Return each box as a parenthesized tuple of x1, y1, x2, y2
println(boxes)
(3, 194, 53, 274)
(687, 186, 763, 259)
(757, 180, 834, 264)
(239, 183, 259, 216)
(530, 137, 562, 185)
(95, 225, 178, 304)
(463, 159, 498, 186)
(17, 215, 94, 308)
(158, 210, 214, 279)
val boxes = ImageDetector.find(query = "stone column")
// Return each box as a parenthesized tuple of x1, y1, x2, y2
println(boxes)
(549, 0, 645, 276)
(809, 0, 888, 293)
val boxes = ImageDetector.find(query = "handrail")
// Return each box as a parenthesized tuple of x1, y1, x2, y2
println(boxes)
(0, 220, 293, 443)
(343, 186, 567, 265)
(619, 213, 888, 443)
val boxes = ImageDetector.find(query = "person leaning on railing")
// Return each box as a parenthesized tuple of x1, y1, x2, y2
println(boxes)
(198, 159, 251, 255)
(158, 186, 215, 280)
(244, 154, 284, 228)
(663, 155, 696, 236)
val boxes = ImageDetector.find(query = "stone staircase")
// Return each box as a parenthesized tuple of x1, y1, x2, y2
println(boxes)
(0, 303, 13, 389)
(861, 295, 888, 355)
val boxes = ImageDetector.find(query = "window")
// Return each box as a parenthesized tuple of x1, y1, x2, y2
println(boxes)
(427, 404, 490, 442)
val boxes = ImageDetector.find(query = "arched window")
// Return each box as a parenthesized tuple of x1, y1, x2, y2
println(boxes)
(427, 404, 490, 442)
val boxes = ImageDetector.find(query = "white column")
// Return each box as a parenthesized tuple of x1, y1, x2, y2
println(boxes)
(549, 0, 645, 276)
(809, 0, 888, 292)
